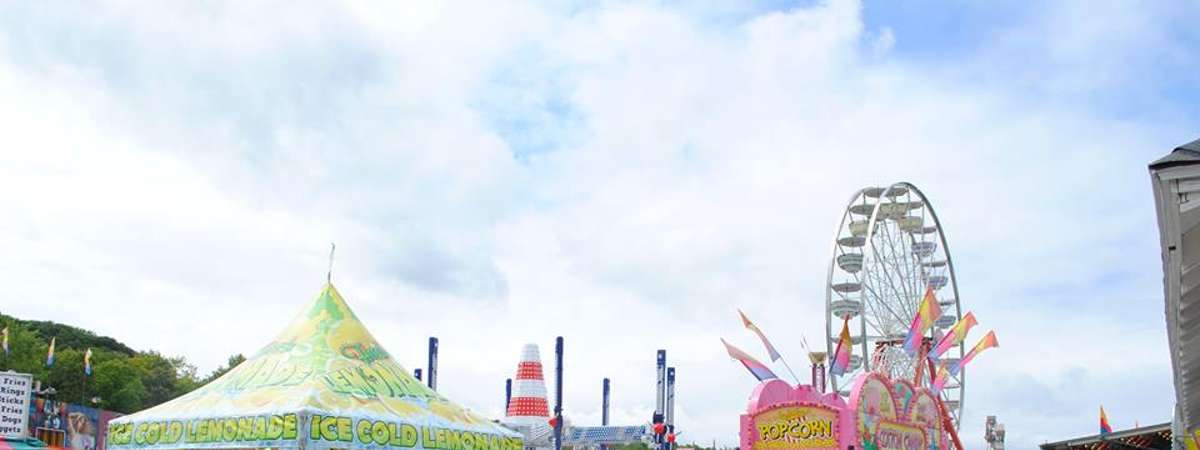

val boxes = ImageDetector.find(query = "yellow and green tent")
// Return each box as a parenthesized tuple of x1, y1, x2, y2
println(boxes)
(106, 284, 520, 450)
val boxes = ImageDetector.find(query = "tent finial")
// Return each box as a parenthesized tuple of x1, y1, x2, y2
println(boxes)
(327, 242, 336, 283)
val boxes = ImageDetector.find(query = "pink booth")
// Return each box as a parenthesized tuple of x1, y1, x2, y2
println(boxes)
(740, 373, 952, 450)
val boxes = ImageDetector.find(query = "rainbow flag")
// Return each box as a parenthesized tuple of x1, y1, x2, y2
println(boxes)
(932, 312, 977, 358)
(84, 348, 93, 376)
(1, 326, 8, 356)
(830, 317, 853, 376)
(721, 338, 778, 381)
(1100, 406, 1112, 436)
(930, 359, 951, 395)
(738, 309, 782, 361)
(903, 287, 942, 355)
(45, 337, 55, 367)
(950, 330, 998, 376)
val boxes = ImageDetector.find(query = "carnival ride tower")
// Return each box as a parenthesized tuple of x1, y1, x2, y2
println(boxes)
(506, 344, 552, 426)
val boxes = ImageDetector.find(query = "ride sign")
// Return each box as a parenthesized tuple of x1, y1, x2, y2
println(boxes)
(874, 422, 925, 450)
(0, 372, 32, 438)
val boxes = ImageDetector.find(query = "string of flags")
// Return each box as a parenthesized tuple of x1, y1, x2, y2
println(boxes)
(722, 284, 999, 400)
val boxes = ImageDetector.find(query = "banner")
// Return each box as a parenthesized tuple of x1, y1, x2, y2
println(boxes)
(0, 372, 32, 438)
(107, 413, 522, 450)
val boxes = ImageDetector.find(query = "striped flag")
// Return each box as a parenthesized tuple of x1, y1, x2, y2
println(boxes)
(738, 310, 782, 361)
(46, 337, 56, 367)
(903, 287, 942, 355)
(950, 331, 998, 376)
(829, 317, 853, 376)
(84, 348, 93, 376)
(930, 359, 951, 395)
(1100, 406, 1112, 436)
(721, 338, 778, 381)
(932, 312, 977, 359)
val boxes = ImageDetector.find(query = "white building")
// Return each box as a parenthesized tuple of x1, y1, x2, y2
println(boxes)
(1150, 138, 1200, 449)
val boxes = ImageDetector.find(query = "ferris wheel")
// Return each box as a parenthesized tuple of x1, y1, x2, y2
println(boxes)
(823, 182, 966, 428)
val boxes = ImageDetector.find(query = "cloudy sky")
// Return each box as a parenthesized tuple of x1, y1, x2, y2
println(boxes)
(2, 1, 1198, 448)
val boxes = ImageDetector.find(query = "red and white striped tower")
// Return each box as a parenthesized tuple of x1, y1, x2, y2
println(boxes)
(506, 344, 550, 425)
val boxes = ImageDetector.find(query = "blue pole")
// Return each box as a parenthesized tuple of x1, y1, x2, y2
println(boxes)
(428, 337, 439, 391)
(505, 378, 512, 412)
(601, 378, 610, 450)
(654, 350, 666, 446)
(667, 367, 676, 450)
(602, 378, 610, 425)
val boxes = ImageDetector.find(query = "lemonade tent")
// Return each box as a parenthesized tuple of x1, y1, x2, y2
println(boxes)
(105, 284, 521, 450)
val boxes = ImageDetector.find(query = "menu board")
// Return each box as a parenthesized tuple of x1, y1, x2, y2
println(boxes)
(0, 371, 32, 438)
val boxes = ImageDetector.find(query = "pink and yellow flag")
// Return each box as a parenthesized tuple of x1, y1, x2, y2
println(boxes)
(45, 337, 55, 367)
(903, 287, 942, 355)
(1, 326, 8, 356)
(738, 309, 782, 362)
(950, 330, 998, 376)
(721, 338, 778, 381)
(932, 312, 977, 358)
(830, 317, 853, 376)
(930, 359, 952, 395)
(1100, 406, 1112, 435)
(84, 348, 93, 376)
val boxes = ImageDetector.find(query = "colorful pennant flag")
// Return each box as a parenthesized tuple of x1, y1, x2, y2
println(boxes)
(1, 326, 8, 356)
(903, 287, 942, 355)
(830, 317, 853, 376)
(950, 330, 998, 376)
(738, 309, 782, 362)
(932, 312, 977, 359)
(720, 338, 778, 381)
(930, 359, 952, 395)
(1100, 406, 1112, 436)
(46, 337, 56, 367)
(84, 348, 93, 376)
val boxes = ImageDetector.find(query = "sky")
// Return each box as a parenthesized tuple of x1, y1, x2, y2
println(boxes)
(1, 1, 1198, 449)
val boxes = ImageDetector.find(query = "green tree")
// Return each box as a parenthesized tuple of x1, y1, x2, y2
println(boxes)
(130, 351, 199, 406)
(0, 320, 48, 379)
(204, 354, 246, 383)
(46, 347, 86, 404)
(92, 358, 147, 413)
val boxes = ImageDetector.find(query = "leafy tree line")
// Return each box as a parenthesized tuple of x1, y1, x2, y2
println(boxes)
(0, 313, 245, 414)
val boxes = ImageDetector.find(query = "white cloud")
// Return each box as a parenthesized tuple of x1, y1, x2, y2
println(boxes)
(0, 1, 1194, 449)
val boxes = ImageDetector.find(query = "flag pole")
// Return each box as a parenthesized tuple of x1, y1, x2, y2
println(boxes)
(327, 243, 336, 283)
(776, 357, 801, 385)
